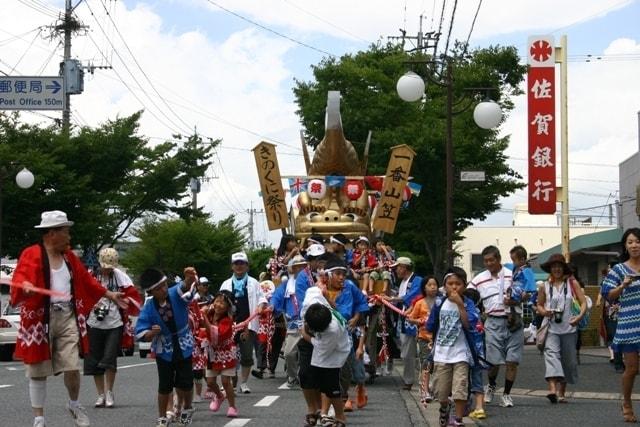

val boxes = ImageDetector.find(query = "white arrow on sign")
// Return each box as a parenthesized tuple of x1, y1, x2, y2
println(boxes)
(0, 76, 65, 111)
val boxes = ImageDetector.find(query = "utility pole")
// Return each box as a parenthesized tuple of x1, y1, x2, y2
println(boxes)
(52, 0, 89, 134)
(246, 202, 264, 249)
(387, 15, 440, 54)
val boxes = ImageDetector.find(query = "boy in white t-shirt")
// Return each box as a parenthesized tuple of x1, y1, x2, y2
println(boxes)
(302, 297, 351, 427)
(426, 270, 480, 427)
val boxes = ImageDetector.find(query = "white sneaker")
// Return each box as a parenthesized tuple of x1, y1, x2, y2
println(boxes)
(67, 402, 91, 427)
(94, 394, 105, 407)
(484, 385, 496, 403)
(33, 417, 45, 427)
(239, 383, 251, 394)
(156, 417, 169, 427)
(105, 390, 114, 408)
(193, 394, 202, 403)
(500, 393, 514, 407)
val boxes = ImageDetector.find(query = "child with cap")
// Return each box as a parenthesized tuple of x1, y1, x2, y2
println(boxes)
(351, 236, 377, 292)
(135, 267, 198, 427)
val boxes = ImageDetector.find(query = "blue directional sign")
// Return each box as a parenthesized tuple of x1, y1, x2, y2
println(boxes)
(0, 76, 65, 111)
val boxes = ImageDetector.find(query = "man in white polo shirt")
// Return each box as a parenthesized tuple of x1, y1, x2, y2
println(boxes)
(468, 245, 522, 408)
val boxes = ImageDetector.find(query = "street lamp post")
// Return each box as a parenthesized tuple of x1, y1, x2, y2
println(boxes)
(0, 167, 35, 270)
(397, 59, 502, 269)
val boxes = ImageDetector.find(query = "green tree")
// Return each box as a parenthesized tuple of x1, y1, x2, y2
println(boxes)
(246, 246, 276, 280)
(0, 112, 216, 258)
(293, 43, 526, 275)
(122, 216, 246, 287)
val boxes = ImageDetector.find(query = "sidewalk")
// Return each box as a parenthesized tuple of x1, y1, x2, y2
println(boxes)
(392, 346, 630, 426)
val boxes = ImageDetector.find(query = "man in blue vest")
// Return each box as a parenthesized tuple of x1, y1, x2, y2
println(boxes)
(385, 257, 422, 390)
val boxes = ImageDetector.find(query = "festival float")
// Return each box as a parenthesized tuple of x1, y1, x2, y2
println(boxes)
(253, 90, 421, 244)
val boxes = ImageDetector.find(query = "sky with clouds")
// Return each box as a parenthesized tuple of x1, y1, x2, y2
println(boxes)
(1, 0, 639, 246)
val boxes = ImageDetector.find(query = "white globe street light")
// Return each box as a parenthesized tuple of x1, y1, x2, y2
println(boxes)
(396, 71, 425, 102)
(15, 168, 35, 189)
(396, 60, 502, 268)
(473, 100, 503, 129)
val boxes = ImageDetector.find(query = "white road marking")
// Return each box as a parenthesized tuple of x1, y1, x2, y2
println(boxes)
(254, 395, 279, 407)
(0, 384, 13, 389)
(223, 419, 251, 427)
(278, 382, 290, 390)
(6, 366, 24, 371)
(118, 361, 156, 370)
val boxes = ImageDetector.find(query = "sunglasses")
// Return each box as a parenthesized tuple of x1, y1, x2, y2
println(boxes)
(232, 261, 248, 265)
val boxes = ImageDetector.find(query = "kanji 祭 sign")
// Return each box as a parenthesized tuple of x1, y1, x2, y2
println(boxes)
(527, 35, 556, 214)
(372, 144, 415, 234)
(253, 141, 289, 230)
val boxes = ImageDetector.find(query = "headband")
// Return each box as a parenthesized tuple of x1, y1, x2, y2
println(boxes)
(325, 266, 347, 273)
(330, 236, 345, 247)
(443, 272, 461, 283)
(146, 276, 167, 292)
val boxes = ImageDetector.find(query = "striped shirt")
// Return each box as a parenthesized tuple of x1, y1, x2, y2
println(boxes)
(601, 262, 640, 350)
(468, 267, 514, 316)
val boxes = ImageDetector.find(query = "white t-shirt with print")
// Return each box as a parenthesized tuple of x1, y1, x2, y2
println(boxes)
(433, 299, 471, 364)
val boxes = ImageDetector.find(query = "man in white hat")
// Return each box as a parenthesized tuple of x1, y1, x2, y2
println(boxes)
(270, 255, 308, 387)
(219, 252, 268, 394)
(10, 211, 128, 427)
(385, 256, 423, 390)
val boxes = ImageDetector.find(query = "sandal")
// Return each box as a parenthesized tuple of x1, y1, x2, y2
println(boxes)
(305, 410, 321, 426)
(558, 396, 568, 404)
(546, 393, 558, 404)
(439, 405, 450, 427)
(320, 415, 336, 427)
(622, 402, 638, 423)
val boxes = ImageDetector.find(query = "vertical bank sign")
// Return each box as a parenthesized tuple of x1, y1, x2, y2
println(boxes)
(527, 36, 556, 214)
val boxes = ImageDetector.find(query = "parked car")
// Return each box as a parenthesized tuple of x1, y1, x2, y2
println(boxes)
(0, 265, 18, 361)
(129, 296, 152, 358)
(0, 298, 20, 362)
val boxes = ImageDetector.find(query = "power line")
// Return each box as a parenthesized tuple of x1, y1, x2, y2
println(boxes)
(85, 32, 186, 135)
(433, 0, 447, 57)
(282, 0, 369, 43)
(17, 0, 59, 18)
(83, 2, 191, 135)
(462, 0, 482, 57)
(96, 0, 194, 132)
(442, 0, 458, 58)
(203, 0, 335, 57)
(9, 27, 42, 74)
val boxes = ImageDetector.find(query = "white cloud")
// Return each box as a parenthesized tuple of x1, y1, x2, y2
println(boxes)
(2, 0, 638, 246)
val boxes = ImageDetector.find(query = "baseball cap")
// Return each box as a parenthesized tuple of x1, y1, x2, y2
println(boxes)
(231, 252, 249, 264)
(306, 244, 326, 258)
(390, 256, 413, 267)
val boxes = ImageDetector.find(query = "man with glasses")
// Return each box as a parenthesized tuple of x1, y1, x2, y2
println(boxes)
(219, 252, 267, 394)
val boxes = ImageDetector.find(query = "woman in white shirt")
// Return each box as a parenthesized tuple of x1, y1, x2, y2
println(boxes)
(536, 253, 587, 404)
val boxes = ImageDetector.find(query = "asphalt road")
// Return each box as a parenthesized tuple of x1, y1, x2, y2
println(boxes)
(0, 355, 423, 427)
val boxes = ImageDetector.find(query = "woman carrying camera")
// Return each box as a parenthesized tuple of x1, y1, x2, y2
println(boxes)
(536, 253, 587, 404)
(84, 248, 141, 408)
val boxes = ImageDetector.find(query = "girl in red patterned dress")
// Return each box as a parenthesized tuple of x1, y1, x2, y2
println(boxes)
(205, 290, 238, 418)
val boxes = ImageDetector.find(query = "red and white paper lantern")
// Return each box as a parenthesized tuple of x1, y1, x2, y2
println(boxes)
(307, 179, 327, 199)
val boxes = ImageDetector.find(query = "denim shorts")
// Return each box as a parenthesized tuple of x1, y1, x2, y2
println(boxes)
(470, 365, 484, 394)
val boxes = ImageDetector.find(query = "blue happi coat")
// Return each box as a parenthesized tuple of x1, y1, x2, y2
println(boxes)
(135, 283, 195, 362)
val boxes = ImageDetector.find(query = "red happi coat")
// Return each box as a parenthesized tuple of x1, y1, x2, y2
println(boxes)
(10, 244, 108, 364)
(187, 300, 208, 371)
(207, 315, 236, 371)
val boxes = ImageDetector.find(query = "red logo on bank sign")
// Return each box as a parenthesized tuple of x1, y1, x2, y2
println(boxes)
(530, 40, 552, 62)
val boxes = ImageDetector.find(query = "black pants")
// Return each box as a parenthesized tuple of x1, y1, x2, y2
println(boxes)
(84, 326, 123, 375)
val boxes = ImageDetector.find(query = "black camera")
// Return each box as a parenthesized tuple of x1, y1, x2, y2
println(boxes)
(553, 309, 563, 323)
(94, 304, 109, 321)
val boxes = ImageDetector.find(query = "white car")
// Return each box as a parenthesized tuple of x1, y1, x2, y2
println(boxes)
(0, 298, 20, 362)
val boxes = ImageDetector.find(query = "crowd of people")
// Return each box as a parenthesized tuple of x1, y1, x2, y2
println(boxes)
(8, 210, 640, 426)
